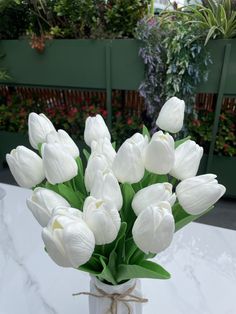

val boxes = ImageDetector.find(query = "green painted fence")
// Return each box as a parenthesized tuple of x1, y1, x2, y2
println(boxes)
(0, 38, 236, 196)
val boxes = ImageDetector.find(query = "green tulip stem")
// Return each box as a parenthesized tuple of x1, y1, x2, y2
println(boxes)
(171, 177, 177, 187)
(150, 0, 154, 16)
(72, 178, 77, 192)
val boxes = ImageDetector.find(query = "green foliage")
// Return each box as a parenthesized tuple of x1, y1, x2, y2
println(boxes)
(0, 93, 144, 148)
(160, 11, 211, 100)
(0, 0, 28, 39)
(173, 203, 214, 232)
(0, 0, 150, 39)
(187, 106, 236, 156)
(117, 260, 170, 282)
(188, 0, 236, 45)
(136, 13, 211, 116)
(105, 0, 150, 37)
(136, 17, 166, 114)
(54, 0, 103, 38)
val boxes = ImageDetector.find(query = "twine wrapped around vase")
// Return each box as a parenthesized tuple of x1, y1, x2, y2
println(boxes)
(73, 282, 148, 314)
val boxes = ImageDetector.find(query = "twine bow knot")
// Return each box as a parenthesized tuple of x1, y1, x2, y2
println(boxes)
(73, 283, 148, 314)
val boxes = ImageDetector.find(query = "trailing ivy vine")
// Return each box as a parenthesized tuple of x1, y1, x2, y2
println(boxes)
(136, 18, 166, 116)
(136, 10, 212, 120)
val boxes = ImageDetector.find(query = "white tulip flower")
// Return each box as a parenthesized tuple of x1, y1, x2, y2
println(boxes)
(26, 188, 70, 227)
(112, 136, 145, 184)
(90, 170, 123, 211)
(42, 143, 78, 184)
(42, 211, 95, 268)
(156, 97, 185, 133)
(84, 114, 111, 147)
(28, 112, 56, 149)
(91, 137, 116, 167)
(170, 140, 203, 180)
(6, 146, 45, 188)
(83, 196, 121, 245)
(132, 201, 175, 254)
(46, 130, 80, 158)
(176, 174, 226, 215)
(144, 131, 175, 174)
(52, 206, 83, 219)
(128, 133, 149, 155)
(132, 183, 176, 216)
(84, 154, 110, 192)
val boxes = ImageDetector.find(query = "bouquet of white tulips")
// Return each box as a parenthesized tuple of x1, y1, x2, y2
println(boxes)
(6, 96, 226, 285)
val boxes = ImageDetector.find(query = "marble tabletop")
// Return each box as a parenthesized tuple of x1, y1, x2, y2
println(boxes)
(0, 182, 236, 314)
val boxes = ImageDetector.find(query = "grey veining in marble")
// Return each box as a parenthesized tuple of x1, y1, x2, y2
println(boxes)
(0, 183, 236, 314)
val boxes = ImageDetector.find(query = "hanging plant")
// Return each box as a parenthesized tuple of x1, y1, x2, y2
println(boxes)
(136, 17, 166, 117)
(136, 9, 212, 120)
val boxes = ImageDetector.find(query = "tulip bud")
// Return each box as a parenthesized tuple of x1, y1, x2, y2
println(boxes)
(53, 206, 83, 219)
(132, 201, 175, 254)
(42, 143, 78, 184)
(91, 137, 116, 167)
(170, 140, 203, 180)
(6, 146, 45, 188)
(84, 154, 110, 192)
(132, 183, 176, 216)
(176, 174, 226, 215)
(144, 131, 175, 174)
(84, 114, 111, 147)
(42, 211, 95, 268)
(83, 196, 121, 245)
(128, 133, 148, 154)
(156, 97, 185, 133)
(28, 113, 56, 149)
(26, 188, 70, 227)
(90, 170, 123, 211)
(46, 130, 79, 158)
(112, 136, 145, 184)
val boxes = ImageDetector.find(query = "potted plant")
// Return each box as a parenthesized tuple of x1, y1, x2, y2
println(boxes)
(5, 97, 225, 313)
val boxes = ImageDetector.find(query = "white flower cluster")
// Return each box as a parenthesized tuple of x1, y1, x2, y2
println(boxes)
(6, 97, 226, 269)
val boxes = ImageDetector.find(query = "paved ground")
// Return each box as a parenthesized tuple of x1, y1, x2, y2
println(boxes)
(1, 168, 235, 230)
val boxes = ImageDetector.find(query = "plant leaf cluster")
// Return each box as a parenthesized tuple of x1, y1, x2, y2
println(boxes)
(136, 10, 211, 122)
(0, 0, 151, 39)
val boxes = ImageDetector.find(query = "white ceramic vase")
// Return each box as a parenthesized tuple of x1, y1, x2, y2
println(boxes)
(89, 276, 144, 314)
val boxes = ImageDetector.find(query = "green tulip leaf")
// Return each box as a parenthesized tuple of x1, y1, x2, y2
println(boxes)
(120, 184, 136, 235)
(75, 156, 87, 195)
(142, 124, 150, 140)
(140, 171, 169, 188)
(108, 251, 118, 279)
(104, 222, 127, 257)
(112, 141, 116, 149)
(83, 148, 90, 161)
(125, 238, 138, 264)
(117, 260, 171, 282)
(173, 203, 214, 232)
(98, 256, 117, 285)
(175, 136, 191, 148)
(58, 183, 83, 209)
(79, 256, 102, 275)
(45, 182, 59, 194)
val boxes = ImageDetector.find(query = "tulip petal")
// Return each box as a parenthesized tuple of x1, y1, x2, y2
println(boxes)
(63, 222, 95, 268)
(42, 228, 72, 267)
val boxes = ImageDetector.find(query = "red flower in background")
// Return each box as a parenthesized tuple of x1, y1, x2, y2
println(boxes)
(89, 105, 95, 111)
(100, 109, 107, 118)
(127, 118, 133, 125)
(192, 119, 201, 127)
(68, 107, 78, 118)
